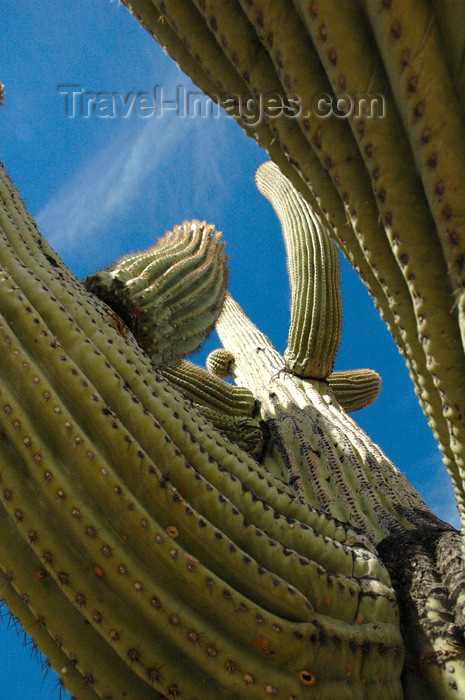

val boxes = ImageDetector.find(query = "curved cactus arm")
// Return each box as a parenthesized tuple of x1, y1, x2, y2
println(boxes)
(83, 220, 228, 365)
(327, 369, 382, 413)
(255, 161, 342, 379)
(160, 359, 255, 416)
(206, 347, 235, 378)
(0, 499, 158, 700)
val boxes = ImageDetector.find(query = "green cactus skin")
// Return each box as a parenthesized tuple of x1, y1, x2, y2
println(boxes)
(326, 370, 382, 414)
(430, 0, 465, 112)
(255, 161, 342, 379)
(83, 220, 228, 365)
(119, 0, 465, 540)
(291, 0, 465, 492)
(160, 359, 255, 416)
(206, 348, 235, 378)
(0, 161, 413, 698)
(362, 0, 465, 334)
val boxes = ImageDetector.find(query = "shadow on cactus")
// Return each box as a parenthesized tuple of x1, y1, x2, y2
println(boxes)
(0, 155, 464, 700)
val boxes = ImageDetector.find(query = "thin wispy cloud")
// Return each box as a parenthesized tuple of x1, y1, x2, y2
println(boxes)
(35, 98, 235, 272)
(37, 115, 182, 247)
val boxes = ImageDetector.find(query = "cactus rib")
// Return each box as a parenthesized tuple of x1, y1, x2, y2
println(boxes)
(327, 369, 382, 413)
(84, 220, 228, 366)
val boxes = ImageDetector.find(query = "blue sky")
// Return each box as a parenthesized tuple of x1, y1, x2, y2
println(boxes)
(1, 0, 460, 697)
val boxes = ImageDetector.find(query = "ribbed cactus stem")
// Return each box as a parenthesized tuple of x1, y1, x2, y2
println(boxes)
(256, 161, 342, 379)
(206, 347, 235, 378)
(328, 369, 382, 413)
(430, 0, 465, 112)
(83, 220, 228, 365)
(216, 293, 433, 540)
(362, 0, 465, 333)
(160, 359, 255, 416)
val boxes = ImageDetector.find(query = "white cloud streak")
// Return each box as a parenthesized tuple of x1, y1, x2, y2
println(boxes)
(35, 62, 233, 260)
(37, 115, 183, 249)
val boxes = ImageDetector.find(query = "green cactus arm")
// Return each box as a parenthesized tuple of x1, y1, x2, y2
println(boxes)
(255, 160, 342, 379)
(83, 220, 228, 365)
(160, 359, 255, 416)
(327, 369, 382, 413)
(0, 483, 162, 700)
(0, 212, 366, 624)
(0, 160, 413, 698)
(206, 347, 235, 377)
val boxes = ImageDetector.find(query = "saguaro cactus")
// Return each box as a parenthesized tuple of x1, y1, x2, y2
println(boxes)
(2, 0, 465, 694)
(1, 148, 464, 698)
(119, 0, 465, 539)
